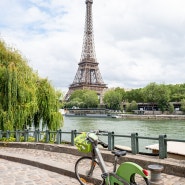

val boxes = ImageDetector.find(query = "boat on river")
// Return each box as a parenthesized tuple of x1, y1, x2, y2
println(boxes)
(111, 114, 123, 118)
(65, 112, 112, 118)
(64, 108, 113, 118)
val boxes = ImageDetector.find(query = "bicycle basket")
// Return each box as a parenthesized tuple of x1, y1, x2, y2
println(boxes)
(74, 132, 92, 153)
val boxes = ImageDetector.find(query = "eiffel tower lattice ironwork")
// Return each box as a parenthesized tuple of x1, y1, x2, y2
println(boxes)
(65, 0, 107, 101)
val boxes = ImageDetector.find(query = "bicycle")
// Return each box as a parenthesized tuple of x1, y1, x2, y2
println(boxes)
(74, 130, 150, 185)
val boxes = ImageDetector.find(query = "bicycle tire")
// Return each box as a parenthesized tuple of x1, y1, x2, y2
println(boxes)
(130, 173, 150, 185)
(75, 156, 104, 185)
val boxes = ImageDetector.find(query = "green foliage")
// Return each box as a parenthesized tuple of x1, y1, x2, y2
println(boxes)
(115, 87, 126, 100)
(142, 83, 170, 112)
(130, 100, 138, 110)
(167, 84, 185, 102)
(34, 79, 63, 130)
(125, 102, 131, 112)
(67, 89, 99, 108)
(0, 136, 35, 142)
(180, 99, 185, 113)
(168, 103, 174, 114)
(125, 101, 138, 112)
(142, 83, 159, 103)
(82, 90, 99, 108)
(0, 40, 63, 131)
(125, 88, 144, 102)
(0, 137, 16, 142)
(103, 89, 122, 110)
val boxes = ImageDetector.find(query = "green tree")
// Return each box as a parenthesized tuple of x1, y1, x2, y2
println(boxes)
(142, 83, 170, 113)
(34, 79, 63, 130)
(69, 90, 84, 101)
(157, 84, 170, 112)
(180, 99, 185, 113)
(130, 100, 138, 111)
(142, 83, 159, 104)
(168, 84, 185, 102)
(103, 89, 122, 110)
(125, 88, 144, 102)
(82, 90, 99, 108)
(124, 101, 137, 112)
(0, 40, 63, 131)
(168, 103, 174, 114)
(68, 89, 98, 108)
(115, 87, 126, 101)
(125, 102, 131, 112)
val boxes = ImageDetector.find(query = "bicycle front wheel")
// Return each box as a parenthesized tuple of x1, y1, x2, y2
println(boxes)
(75, 156, 104, 185)
(130, 173, 150, 185)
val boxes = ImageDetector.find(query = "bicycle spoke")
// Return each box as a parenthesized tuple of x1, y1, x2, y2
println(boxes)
(75, 156, 104, 185)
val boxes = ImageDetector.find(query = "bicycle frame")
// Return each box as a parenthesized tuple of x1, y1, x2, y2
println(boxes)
(89, 133, 149, 185)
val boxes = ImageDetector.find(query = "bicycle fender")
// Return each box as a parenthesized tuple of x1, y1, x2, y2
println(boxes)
(116, 162, 148, 183)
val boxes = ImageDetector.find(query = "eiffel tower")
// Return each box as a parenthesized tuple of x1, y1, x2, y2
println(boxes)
(65, 0, 107, 101)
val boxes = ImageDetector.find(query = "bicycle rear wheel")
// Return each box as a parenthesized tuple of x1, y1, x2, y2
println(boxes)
(75, 156, 104, 185)
(130, 173, 150, 185)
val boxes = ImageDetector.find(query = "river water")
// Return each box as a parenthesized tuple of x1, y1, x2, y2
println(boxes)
(62, 116, 185, 152)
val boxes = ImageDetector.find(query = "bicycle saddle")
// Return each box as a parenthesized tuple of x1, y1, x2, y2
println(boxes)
(112, 150, 127, 157)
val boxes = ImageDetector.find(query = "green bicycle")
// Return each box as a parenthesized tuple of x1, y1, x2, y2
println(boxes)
(74, 130, 150, 185)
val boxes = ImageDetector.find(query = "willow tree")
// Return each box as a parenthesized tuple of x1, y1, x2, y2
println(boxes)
(0, 40, 63, 131)
(34, 78, 63, 130)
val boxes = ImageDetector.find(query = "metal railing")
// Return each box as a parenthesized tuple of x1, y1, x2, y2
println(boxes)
(0, 129, 184, 159)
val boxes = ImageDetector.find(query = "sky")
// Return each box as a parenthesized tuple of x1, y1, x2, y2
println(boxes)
(1, 0, 185, 94)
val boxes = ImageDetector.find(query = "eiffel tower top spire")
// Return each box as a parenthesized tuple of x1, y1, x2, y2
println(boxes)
(65, 0, 107, 101)
(80, 0, 96, 63)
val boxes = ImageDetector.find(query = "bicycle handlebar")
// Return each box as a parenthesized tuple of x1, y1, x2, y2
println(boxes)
(98, 130, 109, 134)
(98, 140, 108, 148)
(87, 130, 108, 148)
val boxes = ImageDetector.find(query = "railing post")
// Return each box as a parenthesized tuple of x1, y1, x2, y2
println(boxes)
(45, 130, 50, 143)
(35, 129, 39, 142)
(108, 132, 114, 151)
(159, 135, 167, 159)
(0, 130, 2, 139)
(131, 133, 139, 154)
(24, 129, 29, 142)
(16, 130, 20, 142)
(112, 131, 115, 149)
(71, 130, 76, 146)
(6, 130, 10, 139)
(60, 129, 62, 143)
(56, 129, 61, 144)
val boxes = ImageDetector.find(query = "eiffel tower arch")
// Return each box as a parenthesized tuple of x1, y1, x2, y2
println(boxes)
(65, 0, 107, 101)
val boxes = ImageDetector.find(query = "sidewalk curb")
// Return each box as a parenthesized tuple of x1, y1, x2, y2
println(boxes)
(0, 153, 76, 178)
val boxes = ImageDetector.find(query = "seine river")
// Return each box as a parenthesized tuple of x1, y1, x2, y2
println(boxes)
(62, 116, 185, 152)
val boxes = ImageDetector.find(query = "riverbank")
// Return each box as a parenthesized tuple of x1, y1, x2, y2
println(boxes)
(62, 109, 185, 120)
(64, 113, 185, 120)
(118, 114, 185, 120)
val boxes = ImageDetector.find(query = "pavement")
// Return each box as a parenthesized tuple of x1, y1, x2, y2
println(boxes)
(0, 159, 78, 185)
(0, 143, 184, 185)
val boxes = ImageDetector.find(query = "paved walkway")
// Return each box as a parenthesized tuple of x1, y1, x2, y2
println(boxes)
(0, 145, 184, 185)
(0, 159, 78, 185)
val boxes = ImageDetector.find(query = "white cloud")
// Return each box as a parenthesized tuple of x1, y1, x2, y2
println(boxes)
(1, 0, 185, 94)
